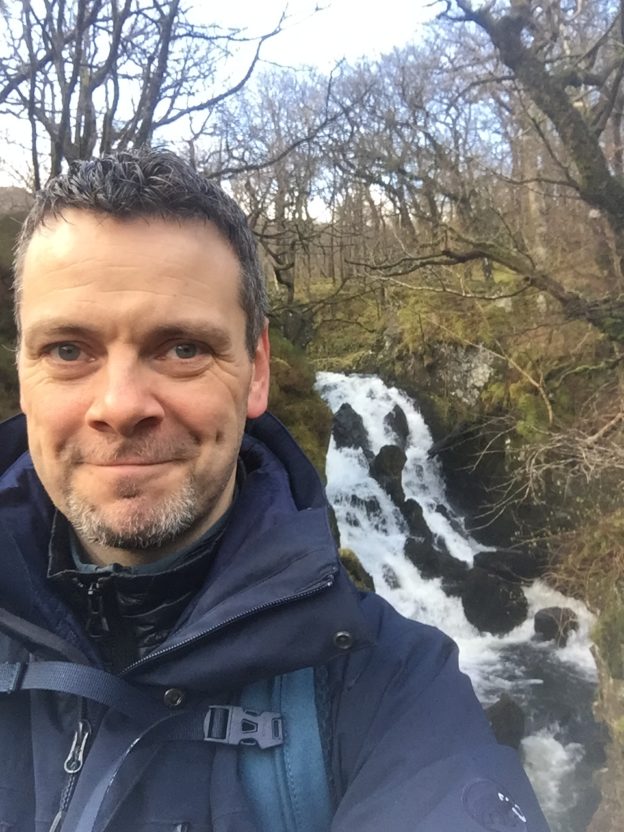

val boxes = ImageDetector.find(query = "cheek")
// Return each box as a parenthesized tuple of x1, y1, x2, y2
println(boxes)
(24, 396, 84, 457)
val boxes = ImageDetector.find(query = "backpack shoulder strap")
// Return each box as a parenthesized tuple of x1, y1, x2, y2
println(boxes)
(239, 666, 333, 832)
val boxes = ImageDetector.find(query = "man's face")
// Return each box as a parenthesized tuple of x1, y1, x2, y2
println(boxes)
(17, 211, 270, 564)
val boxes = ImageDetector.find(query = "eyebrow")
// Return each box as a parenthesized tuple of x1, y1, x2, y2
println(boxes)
(22, 319, 234, 351)
(22, 322, 99, 347)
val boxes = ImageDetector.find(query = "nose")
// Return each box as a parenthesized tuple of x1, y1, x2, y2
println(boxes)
(85, 358, 165, 436)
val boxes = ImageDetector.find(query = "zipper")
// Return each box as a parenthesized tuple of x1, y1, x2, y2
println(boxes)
(49, 714, 92, 832)
(120, 571, 337, 676)
(85, 578, 111, 640)
(44, 575, 336, 829)
(63, 718, 92, 774)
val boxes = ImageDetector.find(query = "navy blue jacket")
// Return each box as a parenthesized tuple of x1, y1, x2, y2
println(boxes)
(0, 411, 550, 832)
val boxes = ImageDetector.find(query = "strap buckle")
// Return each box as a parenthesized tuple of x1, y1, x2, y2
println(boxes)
(204, 704, 283, 749)
(0, 662, 26, 694)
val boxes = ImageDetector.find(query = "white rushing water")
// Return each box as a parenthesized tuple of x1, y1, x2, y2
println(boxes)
(315, 372, 599, 832)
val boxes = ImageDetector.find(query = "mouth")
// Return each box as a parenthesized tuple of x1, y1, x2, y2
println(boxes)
(92, 460, 174, 466)
(85, 460, 182, 475)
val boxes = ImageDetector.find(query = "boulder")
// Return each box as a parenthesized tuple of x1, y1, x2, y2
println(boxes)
(485, 694, 525, 749)
(474, 548, 544, 584)
(435, 503, 452, 522)
(461, 568, 528, 635)
(440, 567, 470, 599)
(332, 403, 371, 457)
(369, 444, 406, 506)
(534, 607, 579, 647)
(401, 498, 431, 539)
(384, 404, 410, 449)
(404, 537, 440, 579)
(404, 537, 469, 595)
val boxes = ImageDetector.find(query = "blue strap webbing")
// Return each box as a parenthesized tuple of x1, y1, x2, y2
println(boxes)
(0, 660, 331, 832)
(60, 709, 210, 832)
(239, 667, 333, 832)
(0, 660, 165, 724)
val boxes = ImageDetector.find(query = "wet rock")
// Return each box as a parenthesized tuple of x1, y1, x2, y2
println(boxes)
(404, 537, 469, 594)
(327, 503, 341, 548)
(433, 503, 466, 537)
(435, 503, 451, 521)
(382, 564, 401, 589)
(440, 570, 469, 599)
(401, 499, 430, 539)
(404, 537, 439, 578)
(348, 493, 382, 521)
(332, 403, 372, 457)
(461, 568, 528, 635)
(485, 694, 525, 749)
(369, 444, 406, 506)
(384, 404, 409, 449)
(534, 607, 579, 647)
(340, 548, 375, 592)
(474, 548, 544, 584)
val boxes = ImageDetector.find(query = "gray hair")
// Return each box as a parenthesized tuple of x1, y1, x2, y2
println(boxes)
(13, 148, 268, 356)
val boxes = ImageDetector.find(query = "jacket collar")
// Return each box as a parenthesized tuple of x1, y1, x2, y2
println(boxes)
(0, 412, 374, 689)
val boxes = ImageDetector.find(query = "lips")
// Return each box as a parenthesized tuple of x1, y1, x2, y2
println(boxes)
(91, 459, 173, 466)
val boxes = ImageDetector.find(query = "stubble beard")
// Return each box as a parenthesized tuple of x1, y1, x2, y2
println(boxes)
(63, 472, 212, 552)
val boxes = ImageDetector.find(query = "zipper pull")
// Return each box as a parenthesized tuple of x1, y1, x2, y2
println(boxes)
(64, 718, 91, 774)
(86, 579, 110, 639)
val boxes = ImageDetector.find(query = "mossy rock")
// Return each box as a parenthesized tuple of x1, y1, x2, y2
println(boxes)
(268, 329, 332, 478)
(594, 594, 624, 679)
(0, 338, 18, 420)
(340, 548, 374, 592)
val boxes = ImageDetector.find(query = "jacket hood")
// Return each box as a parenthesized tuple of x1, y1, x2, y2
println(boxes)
(0, 411, 374, 691)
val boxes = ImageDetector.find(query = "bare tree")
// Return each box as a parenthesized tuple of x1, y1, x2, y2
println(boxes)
(431, 0, 624, 341)
(0, 0, 283, 186)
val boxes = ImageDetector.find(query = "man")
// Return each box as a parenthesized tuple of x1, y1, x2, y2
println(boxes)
(0, 149, 550, 831)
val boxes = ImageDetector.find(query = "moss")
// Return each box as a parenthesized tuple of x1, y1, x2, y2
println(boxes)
(612, 717, 624, 745)
(552, 511, 624, 681)
(268, 329, 333, 478)
(513, 390, 546, 439)
(0, 213, 23, 273)
(340, 548, 375, 592)
(601, 315, 624, 341)
(594, 595, 624, 679)
(0, 343, 18, 420)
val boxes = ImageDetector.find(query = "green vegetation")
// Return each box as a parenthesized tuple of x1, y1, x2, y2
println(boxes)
(551, 510, 624, 679)
(339, 548, 375, 592)
(0, 213, 20, 422)
(595, 597, 624, 680)
(268, 329, 333, 478)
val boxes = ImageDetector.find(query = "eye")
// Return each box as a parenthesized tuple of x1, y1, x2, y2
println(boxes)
(49, 343, 83, 362)
(170, 342, 200, 359)
(163, 342, 212, 361)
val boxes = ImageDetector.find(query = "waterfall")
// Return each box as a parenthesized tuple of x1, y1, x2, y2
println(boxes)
(315, 372, 602, 832)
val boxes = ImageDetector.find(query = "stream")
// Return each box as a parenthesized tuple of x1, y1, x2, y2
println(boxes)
(315, 372, 603, 832)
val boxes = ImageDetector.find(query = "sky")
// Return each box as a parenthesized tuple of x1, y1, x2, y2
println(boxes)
(0, 0, 438, 186)
(209, 0, 437, 69)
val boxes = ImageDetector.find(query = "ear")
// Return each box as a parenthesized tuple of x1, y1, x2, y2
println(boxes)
(246, 324, 271, 419)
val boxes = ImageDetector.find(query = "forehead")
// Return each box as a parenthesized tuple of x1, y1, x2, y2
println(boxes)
(19, 210, 245, 335)
(21, 209, 238, 278)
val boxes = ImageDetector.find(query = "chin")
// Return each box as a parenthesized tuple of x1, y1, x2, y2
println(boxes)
(64, 487, 203, 554)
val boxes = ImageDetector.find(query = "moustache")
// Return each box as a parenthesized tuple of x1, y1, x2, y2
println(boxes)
(67, 437, 198, 466)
